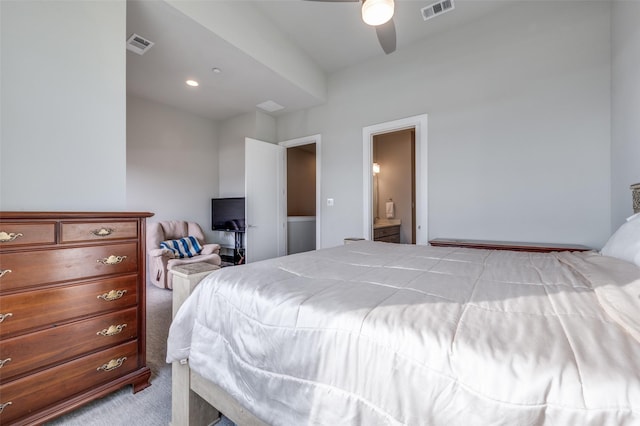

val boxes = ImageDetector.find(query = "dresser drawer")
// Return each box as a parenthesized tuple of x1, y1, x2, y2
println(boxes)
(61, 220, 138, 243)
(0, 222, 56, 248)
(0, 307, 138, 382)
(0, 275, 138, 338)
(0, 340, 139, 425)
(0, 242, 138, 292)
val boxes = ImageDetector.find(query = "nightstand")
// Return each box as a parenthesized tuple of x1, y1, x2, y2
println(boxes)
(428, 238, 592, 253)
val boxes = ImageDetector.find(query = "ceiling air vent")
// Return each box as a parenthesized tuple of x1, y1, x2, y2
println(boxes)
(256, 100, 284, 113)
(421, 0, 455, 21)
(126, 33, 154, 55)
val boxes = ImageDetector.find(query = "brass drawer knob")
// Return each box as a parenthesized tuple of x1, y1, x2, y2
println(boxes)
(0, 401, 12, 414)
(0, 269, 11, 279)
(0, 358, 12, 368)
(0, 313, 13, 323)
(97, 324, 127, 337)
(0, 231, 23, 242)
(91, 228, 114, 237)
(97, 290, 127, 302)
(97, 356, 127, 372)
(97, 255, 127, 265)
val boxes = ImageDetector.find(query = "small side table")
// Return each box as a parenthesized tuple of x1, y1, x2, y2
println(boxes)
(169, 263, 220, 316)
(429, 238, 592, 253)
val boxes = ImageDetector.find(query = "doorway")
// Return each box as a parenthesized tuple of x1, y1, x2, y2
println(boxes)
(245, 135, 321, 262)
(373, 129, 416, 244)
(362, 114, 428, 244)
(286, 143, 316, 254)
(280, 134, 322, 252)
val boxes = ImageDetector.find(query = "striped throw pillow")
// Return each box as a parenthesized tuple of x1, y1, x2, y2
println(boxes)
(160, 236, 203, 258)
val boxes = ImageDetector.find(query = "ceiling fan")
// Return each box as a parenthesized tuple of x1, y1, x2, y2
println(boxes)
(305, 0, 396, 54)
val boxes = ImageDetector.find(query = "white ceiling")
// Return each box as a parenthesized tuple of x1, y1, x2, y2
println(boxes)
(126, 0, 505, 121)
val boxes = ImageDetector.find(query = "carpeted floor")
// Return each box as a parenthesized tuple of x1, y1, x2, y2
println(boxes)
(45, 283, 237, 426)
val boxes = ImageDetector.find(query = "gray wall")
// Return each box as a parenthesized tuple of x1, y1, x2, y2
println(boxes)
(125, 101, 277, 245)
(126, 95, 220, 242)
(278, 1, 612, 249)
(124, 100, 277, 251)
(1, 0, 127, 211)
(218, 111, 277, 197)
(611, 1, 640, 229)
(3, 1, 636, 253)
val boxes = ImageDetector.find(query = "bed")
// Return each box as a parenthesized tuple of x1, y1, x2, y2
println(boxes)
(167, 214, 640, 426)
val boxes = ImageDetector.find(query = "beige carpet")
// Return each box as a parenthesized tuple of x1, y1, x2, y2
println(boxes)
(46, 283, 174, 426)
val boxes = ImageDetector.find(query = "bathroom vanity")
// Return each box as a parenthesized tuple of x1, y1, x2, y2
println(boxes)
(373, 220, 401, 243)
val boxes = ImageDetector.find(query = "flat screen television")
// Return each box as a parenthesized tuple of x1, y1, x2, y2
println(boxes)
(211, 197, 245, 232)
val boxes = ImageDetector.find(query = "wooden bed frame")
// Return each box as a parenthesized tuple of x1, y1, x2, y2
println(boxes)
(169, 263, 267, 426)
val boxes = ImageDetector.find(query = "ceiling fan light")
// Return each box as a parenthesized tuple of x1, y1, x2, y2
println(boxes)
(362, 0, 394, 26)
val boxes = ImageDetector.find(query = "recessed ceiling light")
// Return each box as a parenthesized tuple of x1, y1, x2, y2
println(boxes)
(186, 80, 199, 87)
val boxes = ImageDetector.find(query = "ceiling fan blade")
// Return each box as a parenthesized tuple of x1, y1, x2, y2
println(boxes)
(375, 18, 396, 54)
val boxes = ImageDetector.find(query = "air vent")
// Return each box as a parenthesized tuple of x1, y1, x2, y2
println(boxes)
(126, 33, 154, 55)
(421, 0, 455, 21)
(256, 100, 284, 113)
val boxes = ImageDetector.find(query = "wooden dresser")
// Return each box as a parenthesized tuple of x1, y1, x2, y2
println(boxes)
(0, 212, 153, 425)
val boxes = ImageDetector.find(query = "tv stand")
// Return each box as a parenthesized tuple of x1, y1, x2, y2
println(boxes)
(215, 230, 245, 266)
(233, 231, 245, 265)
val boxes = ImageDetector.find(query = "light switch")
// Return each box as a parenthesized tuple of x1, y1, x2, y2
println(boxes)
(327, 198, 334, 206)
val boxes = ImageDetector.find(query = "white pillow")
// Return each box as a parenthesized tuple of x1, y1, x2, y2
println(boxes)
(601, 213, 640, 267)
(626, 212, 640, 222)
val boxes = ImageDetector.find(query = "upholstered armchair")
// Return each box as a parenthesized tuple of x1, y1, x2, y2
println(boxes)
(147, 220, 221, 289)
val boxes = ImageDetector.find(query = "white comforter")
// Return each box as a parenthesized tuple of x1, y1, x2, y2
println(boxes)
(167, 241, 640, 425)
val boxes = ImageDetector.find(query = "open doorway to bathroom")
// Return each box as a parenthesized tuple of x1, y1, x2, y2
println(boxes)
(362, 114, 428, 244)
(286, 143, 316, 254)
(280, 134, 322, 254)
(373, 129, 416, 244)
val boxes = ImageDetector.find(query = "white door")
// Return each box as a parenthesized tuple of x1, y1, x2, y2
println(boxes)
(245, 138, 286, 263)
